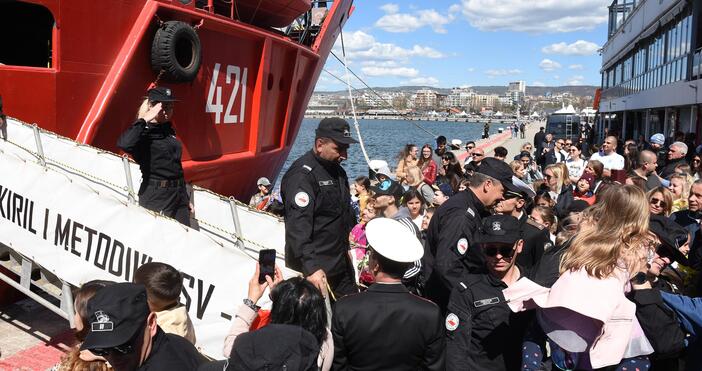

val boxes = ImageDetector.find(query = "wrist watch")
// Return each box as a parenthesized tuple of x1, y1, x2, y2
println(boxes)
(243, 298, 260, 312)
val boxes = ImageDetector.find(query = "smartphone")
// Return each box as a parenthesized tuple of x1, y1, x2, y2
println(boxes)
(258, 249, 276, 284)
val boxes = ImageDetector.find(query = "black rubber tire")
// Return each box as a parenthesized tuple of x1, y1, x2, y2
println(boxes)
(151, 21, 202, 82)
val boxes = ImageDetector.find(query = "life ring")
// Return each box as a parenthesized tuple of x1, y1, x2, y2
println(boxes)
(151, 21, 202, 82)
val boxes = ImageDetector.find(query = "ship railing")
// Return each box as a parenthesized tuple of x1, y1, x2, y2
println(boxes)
(0, 117, 290, 357)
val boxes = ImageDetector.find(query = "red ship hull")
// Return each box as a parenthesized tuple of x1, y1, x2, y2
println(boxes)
(0, 0, 352, 199)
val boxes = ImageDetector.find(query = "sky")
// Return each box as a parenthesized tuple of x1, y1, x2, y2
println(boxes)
(316, 0, 612, 91)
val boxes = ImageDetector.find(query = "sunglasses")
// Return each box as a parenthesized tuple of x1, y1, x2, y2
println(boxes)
(544, 174, 553, 179)
(694, 159, 701, 163)
(473, 153, 484, 157)
(442, 157, 451, 161)
(466, 146, 475, 150)
(650, 197, 667, 208)
(568, 149, 577, 152)
(524, 146, 532, 150)
(483, 244, 516, 258)
(565, 142, 573, 146)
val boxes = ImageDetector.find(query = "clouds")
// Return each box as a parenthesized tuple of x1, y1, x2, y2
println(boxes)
(335, 30, 445, 61)
(402, 76, 440, 86)
(539, 59, 562, 72)
(361, 66, 419, 77)
(457, 0, 609, 33)
(485, 69, 522, 77)
(569, 64, 584, 70)
(542, 40, 600, 56)
(375, 4, 459, 34)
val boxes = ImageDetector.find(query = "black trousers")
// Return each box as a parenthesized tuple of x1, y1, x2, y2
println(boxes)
(327, 258, 359, 299)
(138, 183, 190, 226)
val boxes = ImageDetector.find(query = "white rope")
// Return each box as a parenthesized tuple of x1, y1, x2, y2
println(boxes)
(339, 28, 371, 167)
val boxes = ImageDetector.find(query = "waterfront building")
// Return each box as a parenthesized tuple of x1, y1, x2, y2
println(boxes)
(599, 0, 701, 142)
(448, 87, 476, 108)
(413, 89, 438, 110)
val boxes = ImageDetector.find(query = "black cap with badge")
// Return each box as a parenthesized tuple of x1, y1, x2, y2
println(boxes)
(649, 214, 689, 266)
(476, 157, 521, 194)
(80, 282, 150, 352)
(315, 117, 358, 145)
(474, 214, 523, 245)
(147, 87, 179, 102)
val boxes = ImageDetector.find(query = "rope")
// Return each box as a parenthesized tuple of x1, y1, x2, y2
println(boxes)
(329, 50, 439, 139)
(339, 28, 371, 167)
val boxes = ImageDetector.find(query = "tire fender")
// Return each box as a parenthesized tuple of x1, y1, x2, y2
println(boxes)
(151, 21, 202, 82)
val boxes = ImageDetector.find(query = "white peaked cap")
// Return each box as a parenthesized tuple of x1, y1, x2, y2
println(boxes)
(451, 139, 462, 146)
(365, 218, 423, 263)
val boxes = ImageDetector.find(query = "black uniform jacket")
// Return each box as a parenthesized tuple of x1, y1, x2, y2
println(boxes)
(331, 283, 445, 371)
(425, 189, 490, 307)
(138, 327, 207, 371)
(117, 119, 184, 181)
(517, 213, 550, 269)
(445, 270, 532, 371)
(281, 150, 355, 276)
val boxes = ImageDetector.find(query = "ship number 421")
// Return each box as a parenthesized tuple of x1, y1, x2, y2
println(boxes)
(206, 63, 248, 124)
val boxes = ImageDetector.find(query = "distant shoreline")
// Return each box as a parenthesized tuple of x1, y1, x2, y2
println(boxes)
(303, 114, 535, 125)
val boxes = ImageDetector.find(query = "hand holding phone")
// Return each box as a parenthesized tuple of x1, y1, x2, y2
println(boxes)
(258, 249, 277, 284)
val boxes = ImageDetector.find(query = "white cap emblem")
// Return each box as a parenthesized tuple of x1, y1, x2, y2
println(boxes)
(165, 88, 172, 96)
(492, 221, 502, 231)
(91, 310, 114, 332)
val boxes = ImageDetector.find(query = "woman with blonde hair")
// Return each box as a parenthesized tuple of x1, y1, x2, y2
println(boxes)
(543, 164, 569, 202)
(406, 165, 434, 206)
(510, 185, 654, 370)
(647, 186, 673, 217)
(668, 173, 690, 212)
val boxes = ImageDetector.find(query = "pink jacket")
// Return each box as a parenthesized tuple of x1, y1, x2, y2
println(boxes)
(503, 268, 653, 369)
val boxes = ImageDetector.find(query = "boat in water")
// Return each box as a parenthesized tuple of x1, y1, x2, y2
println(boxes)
(0, 0, 353, 199)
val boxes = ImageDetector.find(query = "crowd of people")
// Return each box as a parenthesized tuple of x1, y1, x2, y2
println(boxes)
(59, 116, 702, 371)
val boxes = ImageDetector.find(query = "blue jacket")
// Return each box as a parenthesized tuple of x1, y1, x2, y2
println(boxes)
(660, 291, 701, 370)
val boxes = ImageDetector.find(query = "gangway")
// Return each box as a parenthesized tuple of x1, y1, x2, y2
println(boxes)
(0, 117, 290, 358)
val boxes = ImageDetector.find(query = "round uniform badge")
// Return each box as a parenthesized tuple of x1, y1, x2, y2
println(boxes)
(446, 313, 459, 331)
(456, 238, 468, 255)
(294, 191, 310, 207)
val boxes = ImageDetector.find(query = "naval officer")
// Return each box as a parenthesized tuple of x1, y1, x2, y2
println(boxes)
(117, 87, 191, 226)
(281, 117, 359, 298)
(331, 218, 445, 370)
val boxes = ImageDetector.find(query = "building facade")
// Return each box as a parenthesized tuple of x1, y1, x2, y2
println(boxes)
(599, 0, 702, 143)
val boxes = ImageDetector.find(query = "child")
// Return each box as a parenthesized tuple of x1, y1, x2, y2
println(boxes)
(134, 262, 196, 344)
(573, 172, 596, 205)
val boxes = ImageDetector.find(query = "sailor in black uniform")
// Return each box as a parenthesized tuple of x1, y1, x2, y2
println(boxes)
(445, 215, 532, 371)
(281, 117, 358, 298)
(425, 158, 521, 311)
(494, 188, 549, 269)
(332, 218, 445, 370)
(117, 87, 191, 226)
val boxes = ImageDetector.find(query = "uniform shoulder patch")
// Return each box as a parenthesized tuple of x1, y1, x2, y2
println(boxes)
(445, 313, 459, 331)
(456, 238, 469, 255)
(302, 165, 313, 172)
(294, 191, 311, 207)
(466, 208, 475, 218)
(526, 218, 545, 230)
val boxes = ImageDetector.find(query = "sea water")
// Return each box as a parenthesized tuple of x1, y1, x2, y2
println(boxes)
(277, 118, 504, 182)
